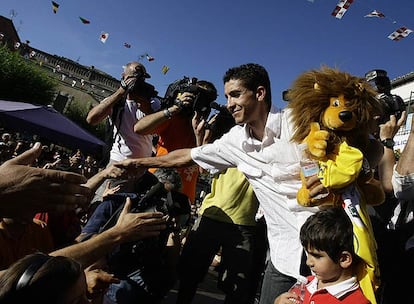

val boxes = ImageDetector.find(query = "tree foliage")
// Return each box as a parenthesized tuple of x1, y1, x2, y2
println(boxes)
(0, 45, 56, 104)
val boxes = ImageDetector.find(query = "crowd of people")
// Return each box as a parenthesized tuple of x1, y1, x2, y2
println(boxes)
(0, 61, 413, 304)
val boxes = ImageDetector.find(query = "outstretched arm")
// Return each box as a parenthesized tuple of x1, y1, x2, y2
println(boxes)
(395, 113, 414, 175)
(117, 148, 194, 175)
(50, 198, 167, 268)
(133, 92, 194, 134)
(0, 142, 91, 217)
(377, 112, 406, 193)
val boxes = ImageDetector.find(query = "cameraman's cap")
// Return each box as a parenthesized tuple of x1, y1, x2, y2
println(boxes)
(136, 63, 151, 79)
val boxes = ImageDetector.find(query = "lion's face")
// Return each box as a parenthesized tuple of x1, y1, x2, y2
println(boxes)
(321, 94, 357, 131)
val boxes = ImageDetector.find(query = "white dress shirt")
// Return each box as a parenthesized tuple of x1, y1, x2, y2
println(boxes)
(191, 106, 318, 279)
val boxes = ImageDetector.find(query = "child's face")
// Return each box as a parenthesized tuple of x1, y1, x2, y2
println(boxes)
(305, 247, 343, 285)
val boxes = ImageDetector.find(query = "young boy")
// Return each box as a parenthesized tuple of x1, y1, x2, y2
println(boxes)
(274, 207, 370, 304)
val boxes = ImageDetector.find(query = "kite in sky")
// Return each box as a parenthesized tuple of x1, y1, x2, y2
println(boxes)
(100, 32, 109, 43)
(388, 27, 413, 41)
(364, 10, 385, 18)
(124, 42, 131, 48)
(79, 16, 90, 24)
(331, 0, 353, 19)
(162, 65, 170, 75)
(139, 53, 155, 62)
(51, 1, 59, 14)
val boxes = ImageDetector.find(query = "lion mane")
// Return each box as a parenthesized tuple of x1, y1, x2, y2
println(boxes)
(286, 66, 382, 151)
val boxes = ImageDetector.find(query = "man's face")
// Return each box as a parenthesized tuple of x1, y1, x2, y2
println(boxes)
(224, 79, 260, 125)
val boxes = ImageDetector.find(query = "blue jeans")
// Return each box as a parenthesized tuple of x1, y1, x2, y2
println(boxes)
(258, 261, 296, 304)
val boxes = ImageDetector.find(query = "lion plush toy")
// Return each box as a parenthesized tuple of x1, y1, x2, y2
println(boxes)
(287, 66, 385, 208)
(286, 66, 385, 304)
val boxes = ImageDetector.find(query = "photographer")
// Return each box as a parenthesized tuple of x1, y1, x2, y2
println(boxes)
(77, 169, 190, 304)
(133, 77, 217, 204)
(86, 62, 160, 201)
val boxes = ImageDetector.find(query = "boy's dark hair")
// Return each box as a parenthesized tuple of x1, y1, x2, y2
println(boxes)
(300, 207, 354, 262)
(223, 63, 272, 111)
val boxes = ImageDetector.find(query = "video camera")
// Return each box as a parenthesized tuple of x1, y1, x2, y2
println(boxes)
(205, 101, 236, 140)
(129, 80, 159, 100)
(162, 76, 217, 119)
(365, 69, 406, 123)
(101, 182, 190, 233)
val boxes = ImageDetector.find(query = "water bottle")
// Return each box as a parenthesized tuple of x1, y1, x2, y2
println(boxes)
(299, 143, 319, 178)
(288, 275, 307, 304)
(298, 143, 329, 200)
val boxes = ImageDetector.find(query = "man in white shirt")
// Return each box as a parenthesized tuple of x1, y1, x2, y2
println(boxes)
(117, 63, 321, 304)
(86, 62, 160, 198)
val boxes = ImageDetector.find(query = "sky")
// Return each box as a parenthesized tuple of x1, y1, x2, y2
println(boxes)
(1, 0, 414, 109)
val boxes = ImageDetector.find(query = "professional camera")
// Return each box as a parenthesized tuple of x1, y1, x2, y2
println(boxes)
(130, 80, 159, 100)
(205, 101, 236, 140)
(101, 182, 191, 233)
(365, 69, 406, 123)
(162, 76, 217, 118)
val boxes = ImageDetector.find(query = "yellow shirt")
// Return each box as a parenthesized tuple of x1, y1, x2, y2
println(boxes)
(199, 168, 259, 226)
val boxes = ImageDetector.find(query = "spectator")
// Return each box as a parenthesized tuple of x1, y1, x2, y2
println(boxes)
(274, 207, 369, 304)
(86, 61, 159, 201)
(134, 78, 217, 204)
(0, 214, 54, 270)
(0, 252, 119, 304)
(0, 142, 90, 217)
(0, 253, 90, 304)
(372, 112, 414, 303)
(77, 168, 188, 304)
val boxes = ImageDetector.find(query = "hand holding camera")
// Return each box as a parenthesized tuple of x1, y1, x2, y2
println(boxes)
(120, 75, 138, 93)
(174, 92, 196, 110)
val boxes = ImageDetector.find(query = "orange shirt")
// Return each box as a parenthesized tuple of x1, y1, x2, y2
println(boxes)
(150, 114, 199, 203)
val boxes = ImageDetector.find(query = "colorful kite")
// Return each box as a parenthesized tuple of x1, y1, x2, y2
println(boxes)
(79, 16, 90, 24)
(124, 42, 131, 48)
(100, 32, 109, 43)
(364, 10, 385, 18)
(140, 53, 155, 62)
(51, 1, 59, 14)
(388, 27, 413, 41)
(162, 65, 170, 75)
(331, 0, 353, 19)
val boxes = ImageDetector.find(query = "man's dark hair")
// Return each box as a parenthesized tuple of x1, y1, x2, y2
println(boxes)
(300, 207, 354, 262)
(223, 63, 272, 110)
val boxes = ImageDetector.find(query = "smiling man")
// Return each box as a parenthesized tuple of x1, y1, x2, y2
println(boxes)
(117, 63, 320, 304)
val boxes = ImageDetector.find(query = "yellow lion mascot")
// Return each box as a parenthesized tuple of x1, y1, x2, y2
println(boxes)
(287, 66, 385, 304)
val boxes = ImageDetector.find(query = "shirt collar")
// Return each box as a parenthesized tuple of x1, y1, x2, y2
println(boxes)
(307, 276, 359, 299)
(243, 105, 282, 142)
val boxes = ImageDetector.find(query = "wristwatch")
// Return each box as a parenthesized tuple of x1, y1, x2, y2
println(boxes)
(381, 138, 395, 149)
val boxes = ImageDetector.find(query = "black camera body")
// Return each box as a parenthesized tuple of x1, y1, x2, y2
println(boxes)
(130, 80, 158, 100)
(365, 69, 406, 123)
(377, 93, 406, 124)
(102, 182, 190, 232)
(101, 183, 190, 290)
(205, 102, 236, 141)
(163, 77, 217, 118)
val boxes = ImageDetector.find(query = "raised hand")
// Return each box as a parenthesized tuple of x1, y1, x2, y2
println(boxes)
(0, 142, 91, 217)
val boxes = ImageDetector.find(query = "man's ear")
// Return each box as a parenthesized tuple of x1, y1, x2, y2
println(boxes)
(256, 86, 266, 102)
(339, 251, 353, 269)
